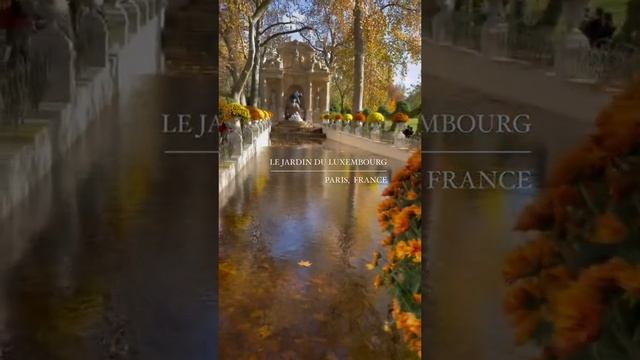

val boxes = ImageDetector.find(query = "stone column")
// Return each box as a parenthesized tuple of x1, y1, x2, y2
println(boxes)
(277, 78, 284, 122)
(260, 78, 268, 107)
(323, 80, 330, 112)
(306, 80, 313, 122)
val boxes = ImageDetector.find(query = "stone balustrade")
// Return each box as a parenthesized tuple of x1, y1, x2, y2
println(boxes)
(0, 0, 165, 219)
(427, 6, 639, 89)
(219, 120, 272, 208)
(322, 121, 419, 162)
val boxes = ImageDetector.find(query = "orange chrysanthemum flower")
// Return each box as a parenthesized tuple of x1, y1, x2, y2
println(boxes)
(503, 237, 560, 283)
(591, 213, 628, 244)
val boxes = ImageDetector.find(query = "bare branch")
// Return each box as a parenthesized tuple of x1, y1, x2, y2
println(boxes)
(260, 26, 313, 47)
(380, 2, 419, 12)
(260, 21, 299, 35)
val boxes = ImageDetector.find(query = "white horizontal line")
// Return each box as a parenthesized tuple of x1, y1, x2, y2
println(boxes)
(422, 150, 532, 154)
(270, 170, 389, 173)
(164, 150, 219, 154)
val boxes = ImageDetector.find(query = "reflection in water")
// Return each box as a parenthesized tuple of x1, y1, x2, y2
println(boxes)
(219, 141, 415, 359)
(0, 76, 218, 360)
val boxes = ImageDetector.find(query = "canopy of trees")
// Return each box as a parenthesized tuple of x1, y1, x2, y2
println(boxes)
(219, 0, 421, 111)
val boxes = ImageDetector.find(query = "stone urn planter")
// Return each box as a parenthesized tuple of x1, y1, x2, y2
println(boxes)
(225, 117, 243, 157)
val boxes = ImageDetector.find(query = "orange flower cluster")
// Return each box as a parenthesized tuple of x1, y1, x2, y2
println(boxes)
(393, 112, 409, 123)
(371, 150, 422, 357)
(354, 112, 366, 122)
(247, 106, 272, 121)
(504, 80, 640, 359)
(392, 299, 422, 357)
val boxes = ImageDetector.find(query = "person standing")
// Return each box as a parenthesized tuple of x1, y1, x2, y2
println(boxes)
(599, 12, 617, 44)
(584, 7, 604, 47)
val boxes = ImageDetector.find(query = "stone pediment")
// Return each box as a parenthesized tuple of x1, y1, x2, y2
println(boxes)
(262, 40, 330, 76)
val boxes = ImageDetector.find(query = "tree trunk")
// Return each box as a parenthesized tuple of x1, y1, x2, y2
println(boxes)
(248, 42, 261, 106)
(352, 0, 365, 112)
(248, 19, 263, 107)
(231, 21, 257, 102)
(231, 0, 273, 102)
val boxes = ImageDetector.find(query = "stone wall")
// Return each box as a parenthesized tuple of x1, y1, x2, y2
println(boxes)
(324, 128, 413, 162)
(219, 123, 271, 209)
(0, 0, 165, 219)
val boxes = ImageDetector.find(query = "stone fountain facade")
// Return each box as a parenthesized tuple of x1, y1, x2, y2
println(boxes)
(261, 41, 331, 124)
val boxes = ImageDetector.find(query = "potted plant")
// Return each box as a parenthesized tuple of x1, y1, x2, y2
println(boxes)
(367, 111, 385, 141)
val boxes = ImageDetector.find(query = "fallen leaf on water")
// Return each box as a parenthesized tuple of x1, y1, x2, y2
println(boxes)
(257, 325, 273, 339)
(298, 260, 312, 267)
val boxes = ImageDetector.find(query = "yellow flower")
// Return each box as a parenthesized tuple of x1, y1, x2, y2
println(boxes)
(367, 111, 385, 123)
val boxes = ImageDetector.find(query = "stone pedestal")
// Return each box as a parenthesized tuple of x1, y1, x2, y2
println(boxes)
(120, 0, 141, 35)
(78, 12, 108, 68)
(553, 0, 590, 78)
(226, 120, 243, 157)
(481, 0, 508, 58)
(30, 24, 75, 103)
(103, 4, 129, 49)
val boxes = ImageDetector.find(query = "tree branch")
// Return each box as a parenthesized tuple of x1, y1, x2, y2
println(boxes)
(260, 21, 299, 35)
(380, 2, 419, 12)
(252, 0, 272, 23)
(260, 26, 313, 47)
